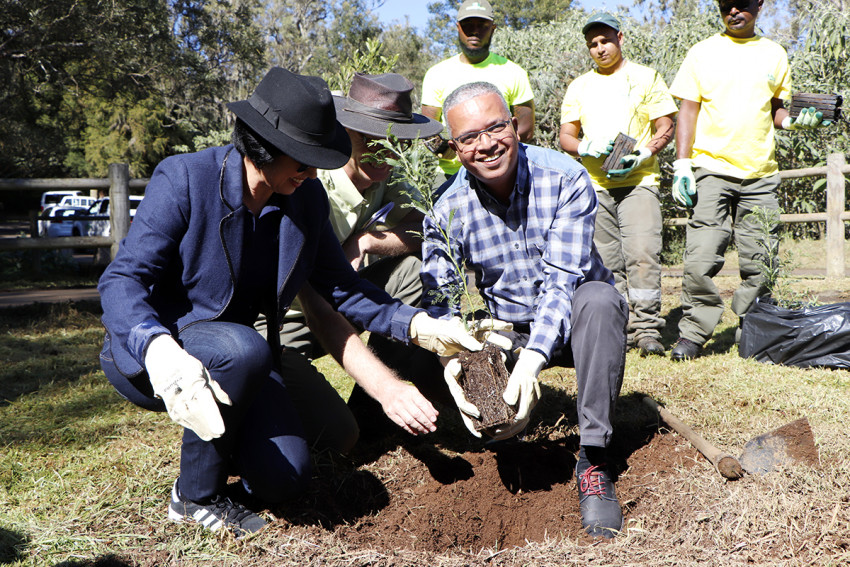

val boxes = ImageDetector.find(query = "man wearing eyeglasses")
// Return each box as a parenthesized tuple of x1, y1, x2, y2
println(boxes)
(420, 81, 629, 539)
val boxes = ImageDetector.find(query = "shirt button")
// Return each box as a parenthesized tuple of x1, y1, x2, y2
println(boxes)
(514, 243, 519, 249)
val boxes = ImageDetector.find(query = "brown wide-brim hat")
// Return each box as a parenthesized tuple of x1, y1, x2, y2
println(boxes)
(333, 72, 443, 140)
(226, 67, 351, 169)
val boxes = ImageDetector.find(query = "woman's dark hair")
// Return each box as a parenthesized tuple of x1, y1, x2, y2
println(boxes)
(231, 119, 282, 168)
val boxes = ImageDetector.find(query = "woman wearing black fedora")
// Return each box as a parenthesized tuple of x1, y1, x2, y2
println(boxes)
(260, 72, 455, 448)
(97, 67, 483, 537)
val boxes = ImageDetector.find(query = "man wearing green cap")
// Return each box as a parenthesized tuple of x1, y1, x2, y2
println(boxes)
(559, 12, 677, 356)
(421, 0, 535, 179)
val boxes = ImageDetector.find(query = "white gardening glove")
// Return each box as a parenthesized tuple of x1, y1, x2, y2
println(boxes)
(409, 312, 483, 356)
(467, 318, 514, 351)
(607, 147, 652, 178)
(484, 415, 530, 442)
(144, 334, 232, 441)
(503, 348, 545, 422)
(782, 107, 831, 130)
(671, 158, 697, 207)
(578, 138, 614, 158)
(441, 356, 482, 438)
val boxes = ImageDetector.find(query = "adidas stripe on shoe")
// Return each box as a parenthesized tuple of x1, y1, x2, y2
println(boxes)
(168, 479, 266, 537)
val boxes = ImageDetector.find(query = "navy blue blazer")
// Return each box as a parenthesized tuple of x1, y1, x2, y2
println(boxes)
(99, 145, 418, 405)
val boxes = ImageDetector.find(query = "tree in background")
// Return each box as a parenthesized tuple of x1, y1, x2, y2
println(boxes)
(3, 0, 843, 204)
(261, 0, 384, 76)
(1, 0, 177, 177)
(773, 0, 849, 238)
(0, 0, 265, 178)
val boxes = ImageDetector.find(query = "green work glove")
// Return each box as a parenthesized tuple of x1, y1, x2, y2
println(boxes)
(607, 147, 652, 178)
(577, 138, 614, 158)
(671, 158, 697, 207)
(782, 107, 832, 130)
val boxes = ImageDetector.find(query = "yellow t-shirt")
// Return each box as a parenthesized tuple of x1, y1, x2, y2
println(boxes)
(421, 52, 535, 175)
(560, 61, 678, 190)
(670, 33, 791, 179)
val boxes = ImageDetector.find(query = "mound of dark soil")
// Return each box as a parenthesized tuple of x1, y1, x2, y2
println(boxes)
(277, 430, 701, 553)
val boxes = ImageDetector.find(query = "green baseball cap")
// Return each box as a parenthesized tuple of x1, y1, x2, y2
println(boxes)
(458, 0, 494, 22)
(582, 12, 621, 35)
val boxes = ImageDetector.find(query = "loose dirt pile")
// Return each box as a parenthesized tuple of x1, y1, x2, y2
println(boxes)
(277, 429, 700, 553)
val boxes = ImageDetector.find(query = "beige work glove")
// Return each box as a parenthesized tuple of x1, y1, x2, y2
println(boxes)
(441, 356, 482, 438)
(144, 334, 232, 441)
(468, 318, 514, 350)
(503, 348, 545, 422)
(484, 416, 530, 442)
(409, 312, 483, 356)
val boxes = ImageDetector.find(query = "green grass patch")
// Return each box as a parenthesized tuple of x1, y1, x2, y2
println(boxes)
(1, 273, 849, 565)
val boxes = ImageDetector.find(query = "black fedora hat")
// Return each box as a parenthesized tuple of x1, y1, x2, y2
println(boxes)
(334, 73, 443, 140)
(227, 67, 351, 169)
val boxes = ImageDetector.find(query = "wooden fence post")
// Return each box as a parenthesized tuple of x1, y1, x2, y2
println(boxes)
(28, 209, 41, 275)
(825, 152, 846, 279)
(108, 163, 131, 260)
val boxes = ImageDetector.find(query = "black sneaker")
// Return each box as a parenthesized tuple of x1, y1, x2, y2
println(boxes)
(168, 480, 267, 537)
(576, 453, 622, 538)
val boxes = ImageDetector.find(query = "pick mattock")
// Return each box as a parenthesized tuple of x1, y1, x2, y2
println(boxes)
(643, 397, 819, 480)
(643, 397, 743, 480)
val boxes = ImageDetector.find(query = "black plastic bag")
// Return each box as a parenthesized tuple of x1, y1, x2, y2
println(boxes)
(739, 296, 850, 369)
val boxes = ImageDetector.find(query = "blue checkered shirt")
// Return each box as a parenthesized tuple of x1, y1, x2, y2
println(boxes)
(421, 144, 613, 361)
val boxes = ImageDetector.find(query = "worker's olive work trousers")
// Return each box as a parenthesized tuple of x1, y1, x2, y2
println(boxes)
(678, 169, 780, 346)
(593, 185, 664, 346)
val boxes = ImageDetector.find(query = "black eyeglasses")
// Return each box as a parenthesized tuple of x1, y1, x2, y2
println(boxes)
(295, 161, 309, 173)
(452, 119, 513, 148)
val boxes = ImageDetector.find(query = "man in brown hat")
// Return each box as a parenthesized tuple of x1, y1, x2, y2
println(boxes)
(262, 72, 454, 451)
(99, 67, 484, 538)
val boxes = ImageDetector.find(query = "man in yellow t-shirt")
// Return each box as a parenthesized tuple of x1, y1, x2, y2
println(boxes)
(559, 12, 677, 357)
(668, 0, 830, 361)
(421, 0, 535, 177)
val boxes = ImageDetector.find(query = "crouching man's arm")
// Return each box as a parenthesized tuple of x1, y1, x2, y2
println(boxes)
(299, 284, 438, 435)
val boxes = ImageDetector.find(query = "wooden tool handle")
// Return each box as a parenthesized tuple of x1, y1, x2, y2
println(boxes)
(643, 397, 724, 462)
(643, 397, 743, 479)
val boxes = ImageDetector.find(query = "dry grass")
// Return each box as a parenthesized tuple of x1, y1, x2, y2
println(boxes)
(1, 270, 850, 566)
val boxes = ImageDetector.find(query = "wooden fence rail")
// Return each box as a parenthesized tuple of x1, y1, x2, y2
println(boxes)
(1, 153, 848, 275)
(663, 153, 848, 278)
(0, 164, 149, 264)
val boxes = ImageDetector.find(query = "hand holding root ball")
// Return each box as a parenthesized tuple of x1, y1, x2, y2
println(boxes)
(443, 341, 545, 442)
